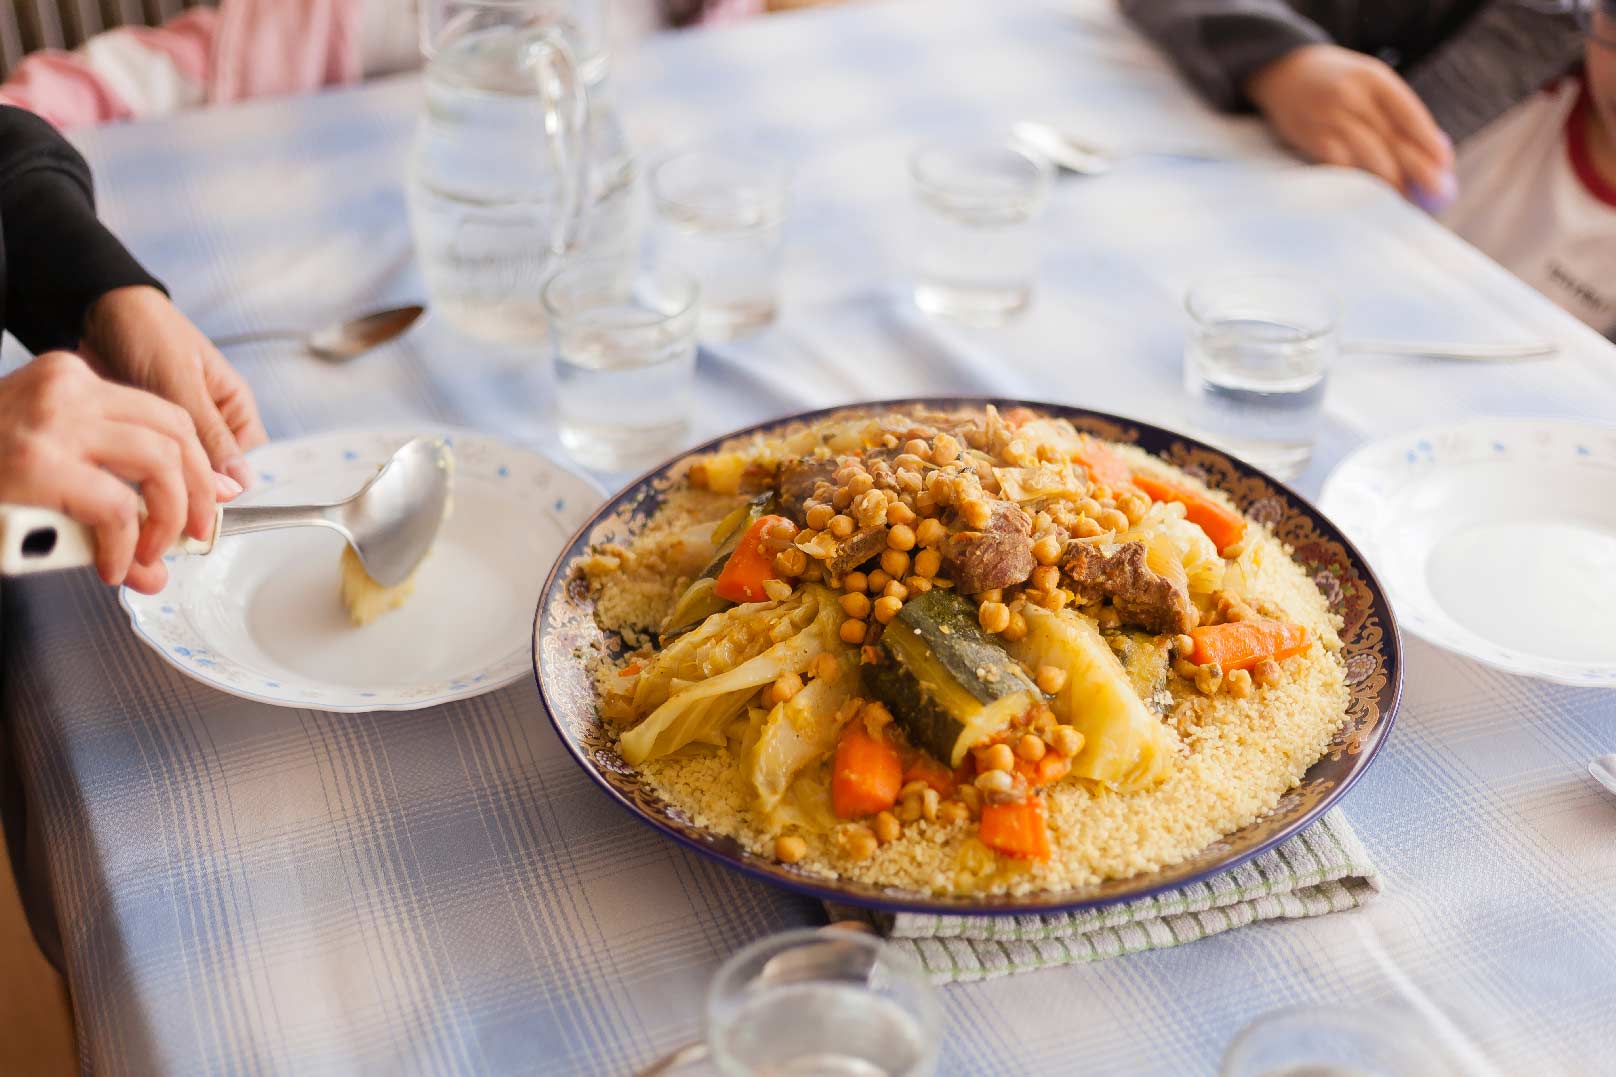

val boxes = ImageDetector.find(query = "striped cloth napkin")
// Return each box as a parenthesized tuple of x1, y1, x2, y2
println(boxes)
(827, 809, 1379, 984)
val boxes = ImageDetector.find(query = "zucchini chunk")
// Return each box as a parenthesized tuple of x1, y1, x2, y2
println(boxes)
(862, 589, 1039, 766)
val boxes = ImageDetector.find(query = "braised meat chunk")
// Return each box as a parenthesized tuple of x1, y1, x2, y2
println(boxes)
(829, 526, 890, 577)
(946, 501, 1035, 593)
(1063, 541, 1196, 636)
(776, 456, 837, 518)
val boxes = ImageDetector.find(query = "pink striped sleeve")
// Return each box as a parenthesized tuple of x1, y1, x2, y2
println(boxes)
(210, 0, 364, 105)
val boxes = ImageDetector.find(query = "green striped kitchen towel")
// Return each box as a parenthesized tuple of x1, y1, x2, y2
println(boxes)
(826, 808, 1379, 984)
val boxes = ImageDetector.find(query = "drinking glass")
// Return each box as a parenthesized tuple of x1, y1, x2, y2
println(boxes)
(908, 139, 1052, 326)
(651, 150, 789, 340)
(1182, 273, 1340, 480)
(1221, 1006, 1453, 1077)
(544, 261, 698, 471)
(705, 928, 941, 1077)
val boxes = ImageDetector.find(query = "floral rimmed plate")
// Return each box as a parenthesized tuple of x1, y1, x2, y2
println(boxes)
(123, 428, 602, 712)
(1320, 418, 1616, 688)
(533, 400, 1402, 915)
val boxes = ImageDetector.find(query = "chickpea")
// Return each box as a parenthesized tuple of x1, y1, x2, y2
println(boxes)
(1253, 658, 1283, 687)
(978, 601, 1011, 634)
(1049, 725, 1084, 758)
(1076, 497, 1103, 518)
(1096, 605, 1122, 630)
(847, 471, 875, 497)
(904, 575, 933, 595)
(1072, 516, 1105, 539)
(866, 569, 892, 593)
(887, 523, 917, 552)
(982, 742, 1016, 773)
(1031, 533, 1063, 566)
(1227, 668, 1254, 698)
(839, 619, 868, 646)
(831, 487, 853, 511)
(893, 453, 926, 473)
(931, 432, 961, 465)
(762, 579, 795, 602)
(838, 825, 878, 861)
(978, 588, 1004, 604)
(1119, 492, 1151, 525)
(1099, 508, 1131, 533)
(844, 571, 869, 593)
(1034, 664, 1068, 695)
(903, 438, 931, 460)
(936, 801, 970, 825)
(1040, 588, 1069, 612)
(873, 811, 901, 844)
(1030, 565, 1060, 594)
(960, 499, 993, 529)
(899, 780, 930, 798)
(974, 769, 1014, 796)
(774, 548, 809, 577)
(804, 502, 835, 531)
(913, 547, 943, 578)
(956, 784, 982, 813)
(880, 549, 911, 579)
(1015, 733, 1047, 763)
(915, 519, 947, 550)
(895, 793, 923, 823)
(853, 490, 888, 529)
(1174, 633, 1196, 656)
(873, 595, 903, 624)
(1030, 706, 1058, 736)
(895, 470, 923, 495)
(1194, 661, 1224, 696)
(1001, 611, 1029, 643)
(920, 787, 941, 823)
(913, 490, 939, 517)
(828, 514, 855, 539)
(886, 501, 917, 527)
(775, 835, 808, 863)
(1173, 657, 1200, 680)
(840, 592, 872, 620)
(882, 580, 908, 601)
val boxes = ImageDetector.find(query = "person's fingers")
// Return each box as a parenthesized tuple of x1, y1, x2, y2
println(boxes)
(204, 349, 268, 461)
(84, 422, 189, 565)
(53, 462, 142, 586)
(1312, 134, 1354, 169)
(95, 381, 217, 541)
(1393, 137, 1455, 203)
(122, 559, 169, 595)
(1335, 117, 1404, 191)
(1369, 74, 1453, 171)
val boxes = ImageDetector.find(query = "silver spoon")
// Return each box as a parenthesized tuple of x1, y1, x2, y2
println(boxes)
(0, 436, 454, 587)
(211, 304, 427, 362)
(1011, 120, 1223, 175)
(1590, 754, 1616, 799)
(1343, 338, 1558, 362)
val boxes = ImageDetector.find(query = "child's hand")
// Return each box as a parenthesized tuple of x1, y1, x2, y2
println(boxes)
(1245, 44, 1456, 205)
(82, 285, 268, 491)
(0, 352, 236, 593)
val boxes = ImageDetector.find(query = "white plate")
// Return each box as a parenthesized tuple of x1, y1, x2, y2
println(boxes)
(121, 429, 603, 711)
(1320, 419, 1616, 688)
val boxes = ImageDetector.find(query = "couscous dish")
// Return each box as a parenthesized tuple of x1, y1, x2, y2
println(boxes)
(581, 406, 1348, 897)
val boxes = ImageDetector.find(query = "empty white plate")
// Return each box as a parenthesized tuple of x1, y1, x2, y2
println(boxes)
(121, 429, 602, 711)
(1320, 419, 1616, 688)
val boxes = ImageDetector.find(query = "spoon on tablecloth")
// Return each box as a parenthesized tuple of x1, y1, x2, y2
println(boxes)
(211, 303, 427, 361)
(0, 436, 453, 586)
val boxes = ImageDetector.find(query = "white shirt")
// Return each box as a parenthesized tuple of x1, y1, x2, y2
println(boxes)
(1442, 77, 1616, 336)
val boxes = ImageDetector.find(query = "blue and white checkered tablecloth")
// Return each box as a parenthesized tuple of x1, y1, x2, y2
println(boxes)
(4, 1, 1615, 1073)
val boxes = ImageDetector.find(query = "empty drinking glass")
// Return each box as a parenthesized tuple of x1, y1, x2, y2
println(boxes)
(544, 262, 698, 471)
(908, 139, 1052, 326)
(1182, 273, 1340, 480)
(651, 150, 789, 340)
(1221, 1006, 1453, 1077)
(705, 928, 940, 1077)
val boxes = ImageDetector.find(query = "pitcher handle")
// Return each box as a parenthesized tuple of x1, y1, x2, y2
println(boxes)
(530, 30, 590, 258)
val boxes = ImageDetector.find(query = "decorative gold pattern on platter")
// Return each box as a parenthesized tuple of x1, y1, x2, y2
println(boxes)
(534, 400, 1401, 913)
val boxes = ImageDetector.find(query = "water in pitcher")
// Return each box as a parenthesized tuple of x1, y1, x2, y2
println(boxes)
(408, 26, 638, 345)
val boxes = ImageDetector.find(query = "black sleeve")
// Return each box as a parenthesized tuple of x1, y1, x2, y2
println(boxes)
(1117, 0, 1334, 111)
(0, 105, 164, 355)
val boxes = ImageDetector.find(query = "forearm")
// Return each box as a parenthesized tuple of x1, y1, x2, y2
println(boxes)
(1118, 0, 1332, 110)
(0, 106, 162, 354)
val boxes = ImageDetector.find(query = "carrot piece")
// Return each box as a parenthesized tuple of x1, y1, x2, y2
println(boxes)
(713, 514, 788, 603)
(832, 724, 905, 819)
(1072, 437, 1133, 487)
(903, 755, 957, 798)
(1189, 619, 1311, 672)
(1013, 751, 1072, 790)
(1130, 473, 1248, 554)
(979, 798, 1051, 861)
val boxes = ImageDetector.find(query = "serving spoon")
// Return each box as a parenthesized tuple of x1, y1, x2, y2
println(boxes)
(211, 304, 427, 362)
(0, 436, 453, 587)
(1011, 121, 1224, 175)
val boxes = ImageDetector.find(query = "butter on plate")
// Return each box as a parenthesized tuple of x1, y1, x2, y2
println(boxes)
(339, 544, 421, 626)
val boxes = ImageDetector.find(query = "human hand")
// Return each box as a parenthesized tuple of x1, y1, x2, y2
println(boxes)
(82, 285, 268, 490)
(1245, 44, 1456, 204)
(0, 352, 237, 593)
